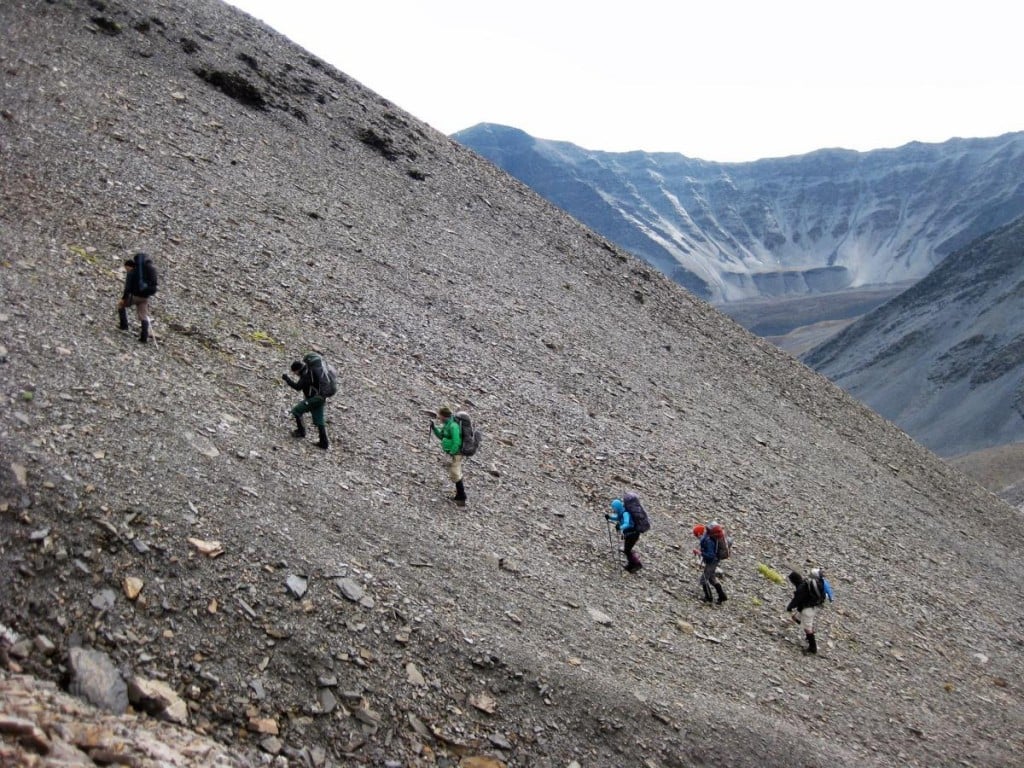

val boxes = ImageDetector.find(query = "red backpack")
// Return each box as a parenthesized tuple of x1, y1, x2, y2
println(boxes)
(708, 523, 731, 559)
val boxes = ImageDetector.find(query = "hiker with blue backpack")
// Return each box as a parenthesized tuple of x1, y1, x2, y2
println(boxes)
(282, 352, 337, 450)
(692, 522, 731, 604)
(786, 567, 834, 654)
(606, 492, 651, 572)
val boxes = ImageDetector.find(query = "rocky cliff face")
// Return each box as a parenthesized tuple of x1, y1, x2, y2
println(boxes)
(454, 124, 1024, 304)
(803, 215, 1024, 457)
(2, 1, 1023, 767)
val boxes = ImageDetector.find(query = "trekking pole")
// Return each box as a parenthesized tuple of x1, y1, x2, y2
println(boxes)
(605, 518, 619, 563)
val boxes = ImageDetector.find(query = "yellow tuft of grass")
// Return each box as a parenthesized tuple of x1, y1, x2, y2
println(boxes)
(757, 563, 785, 585)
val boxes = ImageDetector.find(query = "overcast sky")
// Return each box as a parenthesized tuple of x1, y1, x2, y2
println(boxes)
(225, 0, 1023, 163)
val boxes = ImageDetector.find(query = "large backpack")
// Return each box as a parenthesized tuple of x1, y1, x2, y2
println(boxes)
(708, 523, 731, 559)
(622, 492, 651, 533)
(808, 571, 830, 606)
(453, 411, 481, 456)
(303, 352, 338, 398)
(134, 252, 158, 296)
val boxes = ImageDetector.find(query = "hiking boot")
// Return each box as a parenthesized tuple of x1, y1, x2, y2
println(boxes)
(453, 480, 467, 506)
(625, 561, 643, 573)
(714, 584, 728, 604)
(291, 417, 306, 439)
(139, 320, 150, 343)
(803, 633, 818, 654)
(118, 308, 130, 331)
(317, 426, 330, 450)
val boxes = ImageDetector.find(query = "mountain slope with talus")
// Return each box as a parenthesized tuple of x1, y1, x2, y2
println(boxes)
(803, 215, 1024, 458)
(1, 1, 1022, 767)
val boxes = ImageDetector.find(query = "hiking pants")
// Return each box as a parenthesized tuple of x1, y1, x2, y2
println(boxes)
(623, 531, 641, 566)
(125, 294, 151, 324)
(292, 395, 326, 427)
(702, 559, 721, 587)
(796, 606, 818, 635)
(445, 452, 464, 483)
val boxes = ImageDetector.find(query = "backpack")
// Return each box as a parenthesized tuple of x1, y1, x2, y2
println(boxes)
(808, 571, 831, 606)
(453, 411, 481, 456)
(303, 352, 338, 398)
(708, 523, 731, 559)
(622, 492, 651, 533)
(134, 252, 158, 296)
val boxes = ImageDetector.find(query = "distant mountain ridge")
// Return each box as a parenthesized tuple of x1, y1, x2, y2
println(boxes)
(803, 214, 1024, 457)
(454, 124, 1024, 304)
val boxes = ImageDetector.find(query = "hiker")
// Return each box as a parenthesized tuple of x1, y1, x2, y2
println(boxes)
(693, 522, 729, 604)
(117, 252, 158, 343)
(282, 359, 330, 449)
(607, 496, 645, 572)
(786, 568, 834, 654)
(430, 406, 466, 506)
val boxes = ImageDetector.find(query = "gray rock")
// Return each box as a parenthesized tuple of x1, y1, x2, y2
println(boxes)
(68, 647, 128, 714)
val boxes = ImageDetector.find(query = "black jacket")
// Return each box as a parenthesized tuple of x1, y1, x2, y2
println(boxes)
(284, 366, 315, 398)
(787, 574, 825, 612)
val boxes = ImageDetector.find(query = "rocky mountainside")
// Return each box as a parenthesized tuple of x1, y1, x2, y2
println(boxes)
(2, 1, 1023, 767)
(453, 124, 1024, 305)
(803, 215, 1024, 458)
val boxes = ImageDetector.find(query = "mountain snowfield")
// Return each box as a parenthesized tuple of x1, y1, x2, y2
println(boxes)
(1, 1, 1023, 767)
(454, 124, 1024, 305)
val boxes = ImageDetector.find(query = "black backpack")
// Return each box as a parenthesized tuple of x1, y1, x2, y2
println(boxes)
(134, 252, 158, 296)
(622, 492, 651, 533)
(454, 411, 481, 456)
(303, 352, 338, 398)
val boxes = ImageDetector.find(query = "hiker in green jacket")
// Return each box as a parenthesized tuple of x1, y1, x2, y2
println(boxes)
(430, 406, 466, 506)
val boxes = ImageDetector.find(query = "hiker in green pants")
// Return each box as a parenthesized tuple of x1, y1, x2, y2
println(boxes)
(282, 360, 329, 449)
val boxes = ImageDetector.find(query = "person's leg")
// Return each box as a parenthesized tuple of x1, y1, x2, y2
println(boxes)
(701, 562, 716, 601)
(801, 607, 817, 653)
(449, 454, 466, 504)
(131, 297, 151, 342)
(623, 532, 641, 571)
(310, 399, 328, 449)
(291, 399, 311, 437)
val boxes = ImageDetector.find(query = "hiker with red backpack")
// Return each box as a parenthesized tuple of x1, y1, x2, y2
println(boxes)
(786, 568, 834, 654)
(692, 522, 731, 604)
(606, 491, 651, 572)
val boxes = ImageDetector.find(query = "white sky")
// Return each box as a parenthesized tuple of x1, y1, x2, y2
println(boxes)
(225, 0, 1024, 162)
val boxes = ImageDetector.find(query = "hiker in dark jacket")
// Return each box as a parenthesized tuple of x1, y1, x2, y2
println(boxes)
(693, 523, 728, 604)
(282, 360, 329, 449)
(607, 497, 643, 572)
(430, 406, 466, 506)
(117, 252, 158, 343)
(786, 568, 834, 654)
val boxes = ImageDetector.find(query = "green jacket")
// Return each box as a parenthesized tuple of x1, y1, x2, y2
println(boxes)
(432, 417, 462, 455)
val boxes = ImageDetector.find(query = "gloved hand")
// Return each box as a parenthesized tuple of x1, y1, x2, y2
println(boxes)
(281, 374, 290, 383)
